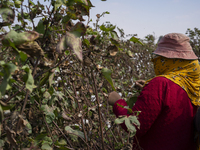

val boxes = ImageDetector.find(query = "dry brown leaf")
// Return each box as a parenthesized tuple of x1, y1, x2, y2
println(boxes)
(76, 85, 81, 90)
(65, 20, 74, 31)
(0, 100, 7, 107)
(28, 109, 34, 120)
(111, 74, 118, 79)
(5, 126, 17, 147)
(81, 86, 85, 91)
(62, 112, 72, 121)
(64, 60, 69, 66)
(11, 111, 18, 120)
(90, 35, 97, 45)
(84, 57, 92, 66)
(96, 14, 100, 18)
(14, 68, 19, 74)
(103, 93, 108, 97)
(89, 88, 93, 94)
(99, 82, 103, 87)
(44, 59, 54, 67)
(107, 45, 118, 56)
(96, 64, 103, 69)
(16, 115, 28, 134)
(16, 41, 44, 57)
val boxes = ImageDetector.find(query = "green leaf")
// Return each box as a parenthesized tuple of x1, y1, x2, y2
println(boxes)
(55, 91, 64, 100)
(25, 120, 32, 134)
(19, 51, 28, 62)
(76, 0, 88, 5)
(110, 31, 119, 40)
(115, 117, 126, 124)
(22, 65, 36, 93)
(39, 72, 50, 87)
(0, 61, 17, 98)
(101, 68, 116, 91)
(114, 112, 139, 136)
(110, 38, 120, 46)
(42, 136, 53, 144)
(56, 32, 82, 61)
(104, 11, 110, 14)
(41, 105, 55, 124)
(117, 103, 124, 108)
(2, 30, 39, 46)
(0, 8, 14, 23)
(62, 15, 71, 23)
(34, 133, 48, 144)
(100, 24, 116, 32)
(0, 140, 5, 147)
(65, 126, 85, 140)
(70, 22, 86, 37)
(75, 0, 94, 16)
(128, 115, 140, 129)
(127, 96, 138, 108)
(83, 38, 90, 48)
(129, 36, 144, 45)
(12, 24, 21, 30)
(41, 143, 52, 150)
(49, 72, 55, 87)
(48, 86, 54, 96)
(126, 50, 134, 58)
(117, 27, 125, 38)
(1, 104, 15, 110)
(54, 139, 67, 146)
(14, 1, 21, 8)
(124, 117, 136, 136)
(86, 27, 98, 35)
(54, 0, 66, 10)
(35, 20, 45, 34)
(23, 12, 29, 19)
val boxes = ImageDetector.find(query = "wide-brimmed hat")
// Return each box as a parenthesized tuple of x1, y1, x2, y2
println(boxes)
(153, 33, 198, 60)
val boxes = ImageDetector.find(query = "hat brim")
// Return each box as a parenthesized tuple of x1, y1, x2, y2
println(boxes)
(153, 47, 198, 60)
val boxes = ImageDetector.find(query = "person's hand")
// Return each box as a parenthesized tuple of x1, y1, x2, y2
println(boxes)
(108, 91, 121, 106)
(135, 80, 145, 90)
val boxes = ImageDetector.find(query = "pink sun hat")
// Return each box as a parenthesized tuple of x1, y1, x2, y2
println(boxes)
(153, 33, 198, 60)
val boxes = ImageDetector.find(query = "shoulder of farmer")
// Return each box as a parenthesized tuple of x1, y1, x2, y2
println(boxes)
(145, 76, 170, 87)
(141, 76, 170, 96)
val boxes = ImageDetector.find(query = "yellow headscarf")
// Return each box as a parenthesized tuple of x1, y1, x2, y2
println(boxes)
(146, 56, 200, 106)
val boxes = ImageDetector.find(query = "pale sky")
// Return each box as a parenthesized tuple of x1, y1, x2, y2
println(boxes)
(17, 0, 200, 40)
(89, 0, 200, 39)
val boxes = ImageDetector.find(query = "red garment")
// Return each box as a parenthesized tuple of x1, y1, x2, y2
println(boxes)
(113, 77, 197, 150)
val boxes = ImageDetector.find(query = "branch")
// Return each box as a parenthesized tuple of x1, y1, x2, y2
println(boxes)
(91, 70, 105, 150)
(53, 121, 73, 148)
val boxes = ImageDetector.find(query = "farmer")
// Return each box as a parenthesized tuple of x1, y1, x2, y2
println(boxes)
(108, 33, 200, 150)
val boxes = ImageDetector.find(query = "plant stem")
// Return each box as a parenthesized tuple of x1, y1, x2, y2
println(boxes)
(43, 114, 55, 148)
(20, 58, 39, 115)
(72, 82, 89, 150)
(53, 121, 73, 148)
(91, 70, 105, 150)
(5, 85, 25, 103)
